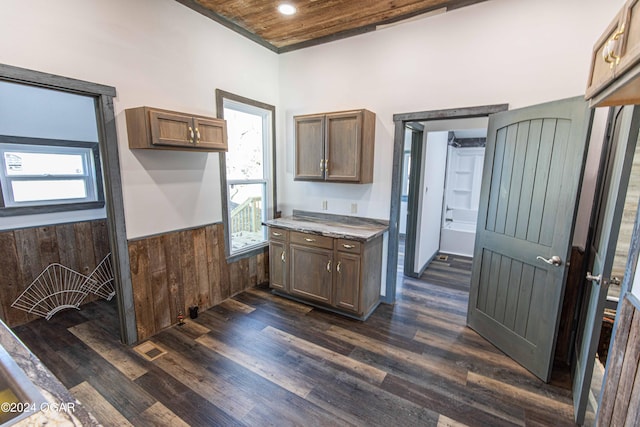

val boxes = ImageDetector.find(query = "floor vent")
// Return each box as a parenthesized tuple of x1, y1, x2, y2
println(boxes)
(133, 341, 167, 361)
(437, 254, 449, 261)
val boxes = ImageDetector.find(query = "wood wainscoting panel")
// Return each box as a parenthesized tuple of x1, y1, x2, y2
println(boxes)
(0, 219, 110, 327)
(128, 223, 269, 341)
(598, 297, 640, 425)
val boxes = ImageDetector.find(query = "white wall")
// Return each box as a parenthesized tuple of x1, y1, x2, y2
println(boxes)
(278, 0, 623, 221)
(415, 132, 447, 272)
(0, 0, 624, 241)
(0, 0, 279, 239)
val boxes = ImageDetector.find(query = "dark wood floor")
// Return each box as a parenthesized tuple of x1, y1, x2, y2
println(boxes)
(13, 253, 579, 426)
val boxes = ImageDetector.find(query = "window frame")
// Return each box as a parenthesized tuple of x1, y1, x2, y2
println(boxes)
(0, 135, 104, 216)
(216, 89, 276, 261)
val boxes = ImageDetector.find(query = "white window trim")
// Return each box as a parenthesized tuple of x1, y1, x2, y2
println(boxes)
(217, 90, 276, 261)
(0, 136, 105, 216)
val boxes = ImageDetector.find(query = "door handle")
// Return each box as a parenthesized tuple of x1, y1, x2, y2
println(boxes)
(536, 255, 562, 266)
(586, 272, 602, 284)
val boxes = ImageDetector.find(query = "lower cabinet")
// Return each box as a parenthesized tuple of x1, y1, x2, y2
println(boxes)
(290, 244, 333, 304)
(268, 227, 382, 319)
(268, 239, 287, 292)
(334, 251, 361, 312)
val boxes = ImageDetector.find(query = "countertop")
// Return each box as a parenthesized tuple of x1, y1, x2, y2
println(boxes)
(264, 210, 388, 242)
(0, 320, 99, 426)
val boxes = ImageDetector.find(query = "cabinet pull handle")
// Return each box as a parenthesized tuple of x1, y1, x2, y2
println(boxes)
(320, 159, 324, 172)
(325, 159, 329, 172)
(304, 238, 316, 242)
(337, 261, 341, 273)
(604, 24, 626, 67)
(272, 232, 282, 237)
(188, 126, 195, 143)
(195, 128, 201, 143)
(326, 260, 332, 272)
(281, 251, 286, 263)
(342, 244, 355, 249)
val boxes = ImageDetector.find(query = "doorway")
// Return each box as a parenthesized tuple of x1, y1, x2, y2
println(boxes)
(401, 120, 487, 279)
(0, 64, 135, 344)
(385, 104, 508, 302)
(573, 105, 640, 424)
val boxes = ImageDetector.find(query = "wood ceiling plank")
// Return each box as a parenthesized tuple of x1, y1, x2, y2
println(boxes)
(187, 0, 486, 50)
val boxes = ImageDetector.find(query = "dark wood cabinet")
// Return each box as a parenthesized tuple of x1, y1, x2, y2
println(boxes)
(290, 243, 333, 304)
(294, 109, 375, 183)
(334, 251, 360, 313)
(268, 226, 382, 319)
(295, 114, 325, 180)
(126, 106, 228, 151)
(268, 228, 288, 292)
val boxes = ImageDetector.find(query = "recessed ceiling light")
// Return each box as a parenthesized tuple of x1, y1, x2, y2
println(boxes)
(278, 3, 297, 16)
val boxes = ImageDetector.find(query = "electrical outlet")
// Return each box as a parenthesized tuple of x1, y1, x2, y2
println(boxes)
(351, 203, 357, 214)
(322, 200, 328, 210)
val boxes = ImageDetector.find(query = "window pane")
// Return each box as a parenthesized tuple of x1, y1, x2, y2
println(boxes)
(228, 183, 265, 252)
(12, 180, 87, 202)
(4, 151, 85, 176)
(224, 107, 264, 180)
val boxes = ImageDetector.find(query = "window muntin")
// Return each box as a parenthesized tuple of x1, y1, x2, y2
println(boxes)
(222, 97, 274, 256)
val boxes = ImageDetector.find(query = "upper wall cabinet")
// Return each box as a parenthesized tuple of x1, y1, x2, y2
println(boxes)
(294, 109, 375, 183)
(126, 106, 228, 151)
(586, 0, 640, 107)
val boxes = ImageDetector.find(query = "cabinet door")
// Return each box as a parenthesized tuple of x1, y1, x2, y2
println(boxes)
(290, 244, 332, 304)
(295, 115, 325, 180)
(616, 0, 640, 76)
(193, 117, 228, 151)
(325, 111, 362, 182)
(334, 252, 361, 313)
(269, 241, 287, 292)
(586, 10, 626, 100)
(149, 110, 195, 148)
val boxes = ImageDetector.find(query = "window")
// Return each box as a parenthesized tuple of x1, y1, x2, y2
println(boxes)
(0, 80, 104, 216)
(0, 141, 100, 207)
(217, 90, 275, 257)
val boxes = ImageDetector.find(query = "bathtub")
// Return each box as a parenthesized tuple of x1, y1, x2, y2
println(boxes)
(440, 221, 477, 257)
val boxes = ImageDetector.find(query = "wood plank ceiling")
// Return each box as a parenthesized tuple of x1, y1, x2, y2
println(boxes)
(175, 0, 488, 53)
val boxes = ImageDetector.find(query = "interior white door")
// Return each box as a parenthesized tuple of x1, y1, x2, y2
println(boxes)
(467, 96, 592, 381)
